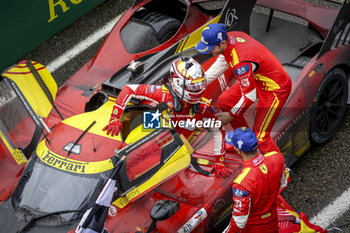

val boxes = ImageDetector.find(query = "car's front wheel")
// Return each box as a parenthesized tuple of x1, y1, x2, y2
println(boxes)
(309, 68, 348, 146)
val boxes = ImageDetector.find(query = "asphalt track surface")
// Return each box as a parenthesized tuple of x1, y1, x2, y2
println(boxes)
(7, 0, 350, 232)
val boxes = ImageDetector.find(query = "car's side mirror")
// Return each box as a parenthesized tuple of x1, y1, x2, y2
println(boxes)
(146, 200, 179, 233)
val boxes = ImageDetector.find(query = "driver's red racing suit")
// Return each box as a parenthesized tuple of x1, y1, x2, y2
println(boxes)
(224, 151, 288, 233)
(206, 31, 292, 154)
(106, 84, 228, 174)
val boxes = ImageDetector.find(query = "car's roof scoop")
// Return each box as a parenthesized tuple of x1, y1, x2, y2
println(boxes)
(102, 51, 183, 97)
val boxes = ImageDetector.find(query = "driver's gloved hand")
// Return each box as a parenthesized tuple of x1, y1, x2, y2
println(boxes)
(103, 118, 123, 136)
(103, 104, 123, 137)
(211, 155, 233, 178)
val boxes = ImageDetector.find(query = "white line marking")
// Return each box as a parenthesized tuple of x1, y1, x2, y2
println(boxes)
(311, 187, 350, 228)
(46, 14, 122, 73)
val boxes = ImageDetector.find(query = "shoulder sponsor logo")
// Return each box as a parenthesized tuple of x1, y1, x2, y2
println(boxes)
(234, 64, 250, 76)
(252, 154, 264, 166)
(149, 85, 161, 93)
(233, 187, 248, 197)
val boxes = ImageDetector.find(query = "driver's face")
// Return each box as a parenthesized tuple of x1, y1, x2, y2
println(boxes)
(210, 42, 226, 56)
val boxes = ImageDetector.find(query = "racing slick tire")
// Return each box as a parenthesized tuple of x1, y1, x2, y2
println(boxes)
(135, 11, 181, 43)
(121, 11, 181, 53)
(309, 68, 348, 146)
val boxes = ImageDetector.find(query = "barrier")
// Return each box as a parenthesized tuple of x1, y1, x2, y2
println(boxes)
(0, 0, 105, 72)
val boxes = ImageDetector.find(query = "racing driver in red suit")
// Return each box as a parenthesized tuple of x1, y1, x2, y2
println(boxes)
(223, 127, 288, 233)
(196, 23, 292, 154)
(103, 57, 232, 178)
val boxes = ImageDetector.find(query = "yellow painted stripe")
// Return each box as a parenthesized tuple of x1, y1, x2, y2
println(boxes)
(175, 38, 186, 54)
(257, 93, 280, 141)
(36, 140, 114, 174)
(0, 130, 27, 165)
(234, 167, 251, 184)
(175, 14, 222, 54)
(0, 130, 14, 156)
(295, 140, 310, 157)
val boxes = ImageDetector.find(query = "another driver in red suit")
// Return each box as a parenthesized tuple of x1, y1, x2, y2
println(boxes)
(196, 23, 292, 154)
(103, 57, 232, 178)
(223, 127, 288, 233)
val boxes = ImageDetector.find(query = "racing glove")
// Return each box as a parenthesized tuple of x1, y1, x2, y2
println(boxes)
(103, 104, 123, 136)
(211, 155, 232, 178)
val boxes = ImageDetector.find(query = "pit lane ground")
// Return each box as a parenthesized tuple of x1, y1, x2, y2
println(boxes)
(11, 0, 350, 231)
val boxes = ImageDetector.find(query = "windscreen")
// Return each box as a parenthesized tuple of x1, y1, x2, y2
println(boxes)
(0, 78, 36, 150)
(12, 153, 112, 224)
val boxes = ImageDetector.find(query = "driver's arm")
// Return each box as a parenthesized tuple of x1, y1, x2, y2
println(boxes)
(224, 184, 251, 233)
(205, 54, 229, 84)
(229, 61, 257, 118)
(103, 84, 164, 136)
(203, 103, 232, 178)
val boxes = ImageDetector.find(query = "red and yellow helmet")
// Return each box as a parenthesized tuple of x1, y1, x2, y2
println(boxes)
(169, 57, 207, 104)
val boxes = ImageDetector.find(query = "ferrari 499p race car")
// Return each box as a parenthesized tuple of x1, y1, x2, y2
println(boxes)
(0, 0, 349, 232)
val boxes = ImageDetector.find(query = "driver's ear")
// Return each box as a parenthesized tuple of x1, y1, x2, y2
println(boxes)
(220, 40, 227, 47)
(234, 147, 242, 156)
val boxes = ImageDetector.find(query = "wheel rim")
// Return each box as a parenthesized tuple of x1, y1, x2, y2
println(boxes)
(314, 78, 346, 134)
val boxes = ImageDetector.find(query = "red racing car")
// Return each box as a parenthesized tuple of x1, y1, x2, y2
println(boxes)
(0, 0, 349, 232)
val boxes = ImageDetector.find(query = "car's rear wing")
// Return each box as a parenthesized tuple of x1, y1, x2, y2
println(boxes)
(317, 1, 350, 59)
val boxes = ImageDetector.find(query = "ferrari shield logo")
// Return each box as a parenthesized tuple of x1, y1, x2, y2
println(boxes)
(260, 164, 268, 174)
(236, 37, 246, 42)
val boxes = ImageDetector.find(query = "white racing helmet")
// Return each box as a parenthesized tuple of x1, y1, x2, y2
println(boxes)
(169, 57, 207, 104)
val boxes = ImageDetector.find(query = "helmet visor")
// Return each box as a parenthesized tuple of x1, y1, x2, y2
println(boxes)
(184, 78, 207, 92)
